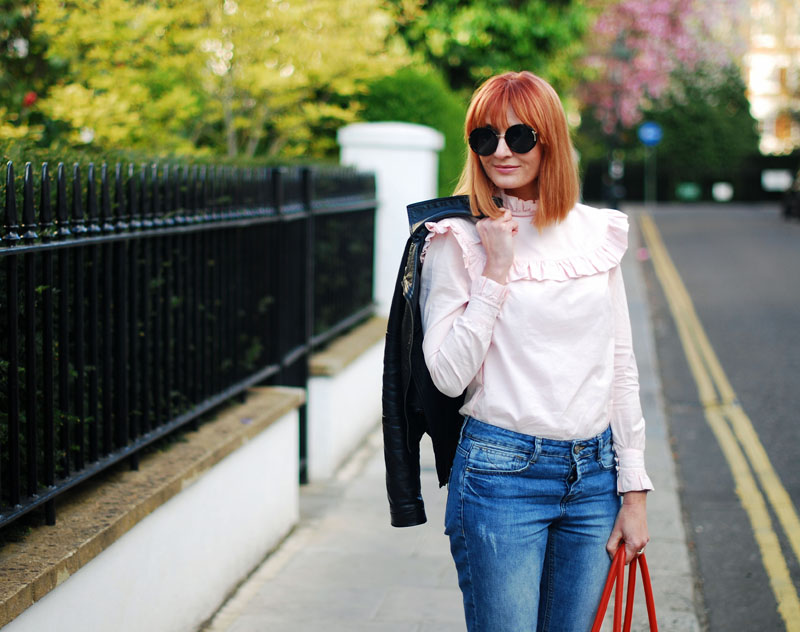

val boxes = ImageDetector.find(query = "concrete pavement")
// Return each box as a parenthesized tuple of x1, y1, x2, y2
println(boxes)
(202, 211, 702, 632)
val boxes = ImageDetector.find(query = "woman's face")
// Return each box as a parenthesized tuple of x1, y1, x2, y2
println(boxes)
(478, 106, 542, 201)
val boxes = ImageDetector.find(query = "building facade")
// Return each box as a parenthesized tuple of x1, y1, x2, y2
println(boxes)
(744, 0, 800, 154)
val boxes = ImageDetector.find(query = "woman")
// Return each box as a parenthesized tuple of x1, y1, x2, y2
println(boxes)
(418, 71, 653, 631)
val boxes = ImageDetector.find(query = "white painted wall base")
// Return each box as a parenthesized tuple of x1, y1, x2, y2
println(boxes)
(3, 410, 300, 632)
(307, 340, 383, 481)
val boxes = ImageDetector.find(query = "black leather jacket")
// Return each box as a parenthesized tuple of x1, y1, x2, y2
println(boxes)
(382, 195, 480, 527)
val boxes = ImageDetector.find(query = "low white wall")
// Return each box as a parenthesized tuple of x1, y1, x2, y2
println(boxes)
(3, 410, 300, 632)
(307, 340, 383, 481)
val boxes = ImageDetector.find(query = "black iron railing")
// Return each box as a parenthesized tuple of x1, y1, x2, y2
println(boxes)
(0, 160, 376, 528)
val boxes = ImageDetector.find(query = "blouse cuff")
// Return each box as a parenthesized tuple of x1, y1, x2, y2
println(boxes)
(470, 276, 509, 308)
(615, 448, 655, 494)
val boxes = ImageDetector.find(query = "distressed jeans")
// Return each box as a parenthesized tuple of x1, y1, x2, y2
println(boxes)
(444, 416, 621, 632)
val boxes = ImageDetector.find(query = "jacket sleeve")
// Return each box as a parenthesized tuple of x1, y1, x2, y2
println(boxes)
(382, 239, 427, 527)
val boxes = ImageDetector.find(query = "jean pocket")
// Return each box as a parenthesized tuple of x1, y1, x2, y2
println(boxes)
(465, 442, 533, 475)
(598, 441, 617, 471)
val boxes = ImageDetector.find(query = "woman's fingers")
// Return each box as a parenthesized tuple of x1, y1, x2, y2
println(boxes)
(606, 501, 650, 565)
(477, 210, 518, 243)
(477, 208, 518, 283)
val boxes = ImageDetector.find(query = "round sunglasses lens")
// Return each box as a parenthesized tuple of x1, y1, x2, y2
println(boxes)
(469, 128, 498, 156)
(505, 125, 536, 153)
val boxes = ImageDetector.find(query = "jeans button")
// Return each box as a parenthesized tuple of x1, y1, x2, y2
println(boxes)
(573, 444, 583, 455)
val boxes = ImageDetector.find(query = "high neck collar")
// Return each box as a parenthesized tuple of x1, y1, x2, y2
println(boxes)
(500, 191, 538, 217)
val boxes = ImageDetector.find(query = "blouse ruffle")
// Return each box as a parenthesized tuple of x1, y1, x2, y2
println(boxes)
(421, 203, 629, 283)
(500, 192, 537, 217)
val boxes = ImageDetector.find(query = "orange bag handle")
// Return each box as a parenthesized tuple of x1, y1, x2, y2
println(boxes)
(590, 547, 658, 632)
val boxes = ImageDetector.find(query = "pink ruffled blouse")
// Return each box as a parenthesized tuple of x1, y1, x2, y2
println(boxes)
(419, 192, 653, 494)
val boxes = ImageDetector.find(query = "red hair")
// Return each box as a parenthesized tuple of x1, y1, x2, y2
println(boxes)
(454, 72, 579, 229)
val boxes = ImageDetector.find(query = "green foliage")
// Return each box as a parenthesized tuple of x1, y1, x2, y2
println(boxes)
(386, 0, 589, 93)
(644, 64, 759, 181)
(0, 0, 62, 143)
(359, 67, 468, 196)
(31, 0, 407, 160)
(313, 211, 374, 336)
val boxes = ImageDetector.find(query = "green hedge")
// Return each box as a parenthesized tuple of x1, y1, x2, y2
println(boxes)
(359, 66, 467, 197)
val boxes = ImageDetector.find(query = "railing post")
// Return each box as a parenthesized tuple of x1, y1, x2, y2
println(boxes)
(87, 164, 100, 463)
(126, 164, 140, 460)
(272, 167, 287, 382)
(72, 164, 86, 470)
(55, 163, 71, 480)
(4, 162, 21, 507)
(299, 167, 314, 484)
(40, 163, 56, 525)
(113, 164, 130, 458)
(100, 165, 114, 457)
(22, 164, 38, 498)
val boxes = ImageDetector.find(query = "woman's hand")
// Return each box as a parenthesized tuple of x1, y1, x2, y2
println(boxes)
(477, 209, 518, 284)
(606, 491, 649, 565)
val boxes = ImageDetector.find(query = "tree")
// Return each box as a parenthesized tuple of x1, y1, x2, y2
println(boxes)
(34, 0, 407, 158)
(0, 0, 61, 142)
(578, 0, 748, 134)
(385, 0, 589, 94)
(645, 63, 759, 183)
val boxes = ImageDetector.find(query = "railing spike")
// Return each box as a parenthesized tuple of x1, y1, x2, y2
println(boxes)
(101, 163, 114, 232)
(72, 163, 86, 233)
(128, 163, 141, 228)
(40, 162, 53, 237)
(21, 162, 38, 240)
(87, 162, 101, 233)
(4, 161, 21, 242)
(56, 162, 70, 238)
(114, 163, 128, 230)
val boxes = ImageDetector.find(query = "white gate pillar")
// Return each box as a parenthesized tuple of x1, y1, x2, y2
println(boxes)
(337, 122, 444, 317)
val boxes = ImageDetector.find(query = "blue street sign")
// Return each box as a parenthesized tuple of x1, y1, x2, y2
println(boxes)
(638, 121, 663, 146)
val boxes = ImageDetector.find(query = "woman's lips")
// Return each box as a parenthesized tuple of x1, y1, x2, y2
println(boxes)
(493, 165, 518, 174)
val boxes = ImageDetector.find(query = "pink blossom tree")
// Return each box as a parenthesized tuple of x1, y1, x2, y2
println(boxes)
(579, 0, 748, 134)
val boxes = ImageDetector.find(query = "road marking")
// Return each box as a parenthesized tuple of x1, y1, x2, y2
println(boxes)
(639, 212, 800, 630)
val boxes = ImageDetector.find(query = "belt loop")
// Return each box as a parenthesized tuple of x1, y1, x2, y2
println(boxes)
(596, 427, 610, 462)
(459, 416, 470, 442)
(532, 436, 542, 463)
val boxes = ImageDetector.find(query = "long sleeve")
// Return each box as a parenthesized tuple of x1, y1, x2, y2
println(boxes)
(419, 230, 508, 397)
(608, 264, 655, 493)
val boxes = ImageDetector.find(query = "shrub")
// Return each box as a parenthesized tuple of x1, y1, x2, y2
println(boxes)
(359, 66, 467, 197)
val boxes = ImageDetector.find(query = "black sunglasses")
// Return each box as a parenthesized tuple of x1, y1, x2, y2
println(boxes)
(468, 124, 538, 156)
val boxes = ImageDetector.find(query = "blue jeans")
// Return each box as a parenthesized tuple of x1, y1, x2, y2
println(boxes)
(445, 417, 621, 632)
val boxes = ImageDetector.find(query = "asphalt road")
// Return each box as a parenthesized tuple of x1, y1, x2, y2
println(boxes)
(635, 203, 800, 632)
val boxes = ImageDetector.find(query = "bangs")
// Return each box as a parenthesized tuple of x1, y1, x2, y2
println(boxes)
(466, 75, 545, 141)
(469, 87, 510, 131)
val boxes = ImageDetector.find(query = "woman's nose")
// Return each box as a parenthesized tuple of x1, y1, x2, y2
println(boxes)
(494, 137, 512, 157)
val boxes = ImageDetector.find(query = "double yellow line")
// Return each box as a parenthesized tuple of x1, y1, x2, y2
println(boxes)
(639, 212, 800, 630)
